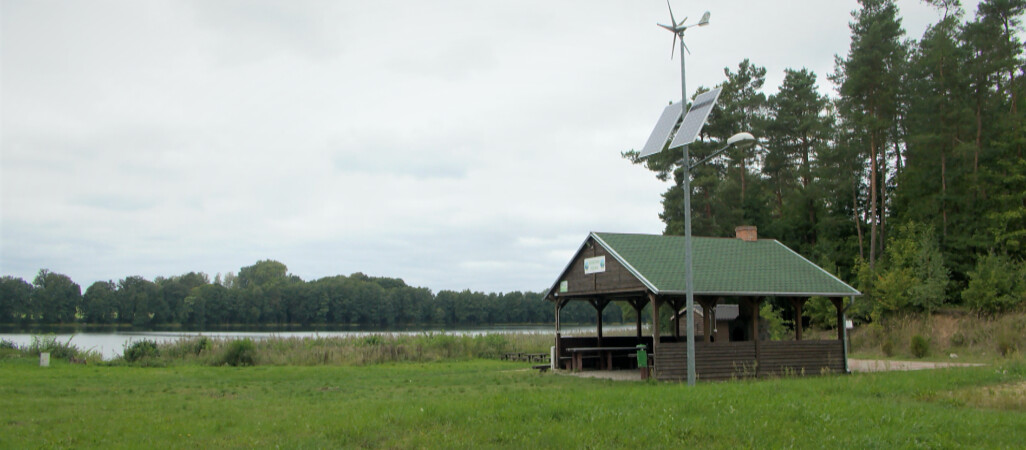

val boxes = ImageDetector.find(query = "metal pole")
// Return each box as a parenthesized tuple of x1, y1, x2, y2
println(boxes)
(844, 295, 853, 373)
(680, 33, 696, 387)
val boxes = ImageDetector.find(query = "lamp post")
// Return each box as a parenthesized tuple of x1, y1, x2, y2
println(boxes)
(680, 132, 754, 386)
(658, 6, 713, 387)
(653, 5, 756, 386)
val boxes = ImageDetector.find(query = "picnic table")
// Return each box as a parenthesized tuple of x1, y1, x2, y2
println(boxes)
(564, 346, 640, 371)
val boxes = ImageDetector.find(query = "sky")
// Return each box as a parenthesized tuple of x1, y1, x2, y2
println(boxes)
(0, 0, 988, 294)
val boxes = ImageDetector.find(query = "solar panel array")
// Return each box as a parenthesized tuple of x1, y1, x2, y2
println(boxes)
(668, 87, 721, 149)
(639, 103, 685, 158)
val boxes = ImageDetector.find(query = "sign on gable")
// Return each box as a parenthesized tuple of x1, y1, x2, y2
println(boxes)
(584, 256, 606, 274)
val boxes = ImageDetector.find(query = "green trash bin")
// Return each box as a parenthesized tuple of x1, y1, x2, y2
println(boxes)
(636, 344, 649, 380)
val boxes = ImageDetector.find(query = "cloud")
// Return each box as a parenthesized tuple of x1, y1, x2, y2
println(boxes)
(0, 0, 987, 293)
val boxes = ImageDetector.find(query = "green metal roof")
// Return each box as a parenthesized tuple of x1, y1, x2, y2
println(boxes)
(591, 232, 860, 297)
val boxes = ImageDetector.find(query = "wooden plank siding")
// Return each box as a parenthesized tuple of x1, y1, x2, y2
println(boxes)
(655, 340, 845, 381)
(559, 237, 645, 297)
(759, 341, 845, 376)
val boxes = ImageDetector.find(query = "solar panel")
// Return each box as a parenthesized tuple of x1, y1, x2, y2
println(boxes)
(638, 102, 684, 158)
(669, 87, 721, 149)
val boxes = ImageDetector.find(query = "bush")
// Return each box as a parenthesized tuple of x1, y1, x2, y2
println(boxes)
(221, 339, 256, 366)
(27, 335, 81, 360)
(996, 330, 1019, 357)
(910, 334, 930, 358)
(869, 224, 949, 318)
(804, 296, 840, 329)
(124, 340, 160, 362)
(0, 339, 19, 359)
(759, 301, 791, 341)
(881, 336, 895, 357)
(949, 331, 966, 347)
(962, 252, 1026, 317)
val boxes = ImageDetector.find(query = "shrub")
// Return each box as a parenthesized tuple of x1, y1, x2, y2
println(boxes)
(192, 336, 211, 355)
(870, 224, 949, 318)
(0, 339, 19, 359)
(124, 340, 160, 362)
(996, 330, 1019, 357)
(881, 336, 895, 357)
(759, 301, 791, 341)
(358, 335, 384, 347)
(962, 252, 1025, 317)
(221, 339, 256, 366)
(949, 331, 966, 347)
(804, 296, 839, 329)
(910, 334, 930, 358)
(28, 335, 81, 360)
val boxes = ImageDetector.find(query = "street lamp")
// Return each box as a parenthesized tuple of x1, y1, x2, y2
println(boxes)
(679, 131, 755, 386)
(644, 4, 756, 386)
(660, 4, 717, 387)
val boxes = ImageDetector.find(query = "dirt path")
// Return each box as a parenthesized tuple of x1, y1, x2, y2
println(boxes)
(848, 358, 985, 372)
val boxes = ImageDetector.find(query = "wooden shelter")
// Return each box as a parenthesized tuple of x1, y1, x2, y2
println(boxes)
(544, 227, 860, 381)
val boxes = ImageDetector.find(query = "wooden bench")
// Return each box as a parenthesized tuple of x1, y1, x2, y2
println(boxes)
(565, 347, 639, 371)
(532, 364, 550, 373)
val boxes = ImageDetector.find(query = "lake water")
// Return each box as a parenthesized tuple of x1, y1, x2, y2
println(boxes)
(0, 325, 623, 360)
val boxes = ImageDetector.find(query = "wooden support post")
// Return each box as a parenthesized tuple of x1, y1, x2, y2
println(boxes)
(555, 299, 568, 366)
(831, 297, 845, 341)
(649, 292, 660, 371)
(751, 297, 762, 377)
(590, 299, 609, 346)
(629, 297, 646, 338)
(669, 298, 684, 339)
(697, 297, 716, 343)
(790, 297, 807, 341)
(674, 308, 681, 338)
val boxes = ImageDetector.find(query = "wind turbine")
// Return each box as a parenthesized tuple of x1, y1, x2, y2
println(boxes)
(657, 2, 710, 59)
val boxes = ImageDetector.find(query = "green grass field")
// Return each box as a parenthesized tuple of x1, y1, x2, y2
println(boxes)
(2, 356, 1024, 448)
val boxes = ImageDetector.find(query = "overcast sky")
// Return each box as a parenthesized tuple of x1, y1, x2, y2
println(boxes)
(0, 0, 986, 293)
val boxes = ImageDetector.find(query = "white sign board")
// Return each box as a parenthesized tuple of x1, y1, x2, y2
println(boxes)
(845, 319, 854, 330)
(584, 256, 606, 274)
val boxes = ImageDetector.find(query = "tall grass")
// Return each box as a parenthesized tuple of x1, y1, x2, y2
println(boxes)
(2, 334, 104, 363)
(119, 332, 556, 366)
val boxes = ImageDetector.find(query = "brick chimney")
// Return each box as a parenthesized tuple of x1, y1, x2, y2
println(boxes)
(735, 226, 758, 242)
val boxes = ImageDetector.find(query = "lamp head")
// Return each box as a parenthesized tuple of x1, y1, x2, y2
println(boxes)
(726, 132, 756, 149)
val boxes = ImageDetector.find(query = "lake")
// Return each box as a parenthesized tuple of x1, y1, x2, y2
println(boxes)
(0, 325, 623, 360)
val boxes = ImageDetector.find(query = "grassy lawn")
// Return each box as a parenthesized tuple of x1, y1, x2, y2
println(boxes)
(2, 357, 1025, 448)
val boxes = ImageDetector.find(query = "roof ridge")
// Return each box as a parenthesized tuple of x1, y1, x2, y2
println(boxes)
(594, 231, 777, 242)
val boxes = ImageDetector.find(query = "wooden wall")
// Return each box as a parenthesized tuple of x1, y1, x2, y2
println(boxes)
(759, 341, 845, 376)
(654, 340, 845, 381)
(558, 237, 645, 297)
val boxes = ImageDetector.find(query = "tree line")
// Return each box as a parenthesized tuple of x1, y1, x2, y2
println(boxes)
(628, 0, 1026, 321)
(0, 260, 618, 328)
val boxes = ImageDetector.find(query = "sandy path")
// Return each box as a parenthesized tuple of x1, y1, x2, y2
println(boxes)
(848, 358, 984, 372)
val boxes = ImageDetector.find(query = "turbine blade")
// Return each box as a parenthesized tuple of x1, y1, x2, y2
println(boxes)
(666, 0, 676, 27)
(657, 23, 676, 32)
(671, 36, 677, 59)
(682, 41, 691, 55)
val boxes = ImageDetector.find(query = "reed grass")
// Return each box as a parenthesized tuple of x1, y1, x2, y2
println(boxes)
(111, 332, 557, 367)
